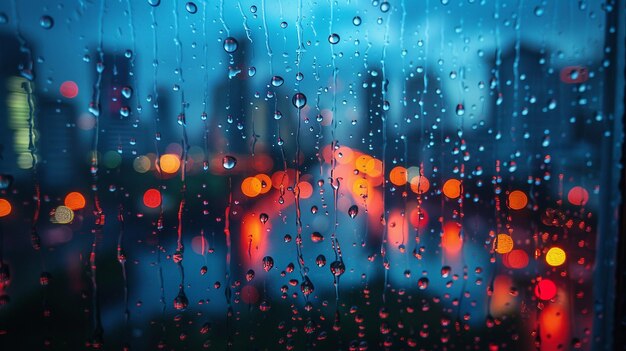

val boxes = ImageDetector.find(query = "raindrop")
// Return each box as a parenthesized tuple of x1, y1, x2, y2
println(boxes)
(330, 260, 346, 276)
(148, 0, 160, 6)
(328, 33, 340, 44)
(292, 92, 307, 109)
(0, 174, 13, 190)
(246, 269, 255, 282)
(262, 256, 274, 271)
(316, 255, 327, 267)
(248, 66, 256, 77)
(441, 266, 451, 278)
(271, 76, 284, 87)
(121, 86, 133, 99)
(200, 266, 208, 275)
(455, 103, 465, 116)
(352, 16, 362, 26)
(259, 213, 269, 224)
(222, 155, 237, 170)
(534, 6, 544, 16)
(295, 72, 304, 81)
(250, 5, 257, 13)
(185, 2, 198, 14)
(173, 289, 189, 310)
(311, 231, 324, 243)
(300, 276, 314, 296)
(310, 206, 318, 214)
(40, 16, 54, 29)
(223, 37, 239, 53)
(380, 2, 390, 12)
(418, 277, 429, 290)
(273, 111, 282, 120)
(348, 205, 359, 218)
(259, 299, 271, 311)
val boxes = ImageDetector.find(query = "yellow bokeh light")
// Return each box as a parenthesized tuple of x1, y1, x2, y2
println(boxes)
(546, 247, 566, 266)
(54, 206, 74, 224)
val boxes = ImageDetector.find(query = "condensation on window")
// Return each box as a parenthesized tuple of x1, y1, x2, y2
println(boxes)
(0, 0, 623, 350)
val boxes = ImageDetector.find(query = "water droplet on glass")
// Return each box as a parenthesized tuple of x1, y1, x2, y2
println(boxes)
(223, 37, 238, 53)
(173, 289, 189, 310)
(271, 76, 284, 87)
(300, 276, 314, 296)
(185, 2, 197, 14)
(310, 205, 318, 214)
(40, 16, 54, 29)
(353, 16, 362, 26)
(248, 66, 256, 77)
(292, 92, 307, 109)
(330, 260, 346, 276)
(380, 2, 390, 12)
(311, 231, 324, 243)
(418, 277, 429, 290)
(316, 255, 326, 267)
(273, 110, 282, 120)
(262, 256, 274, 271)
(222, 155, 237, 170)
(121, 86, 133, 99)
(328, 33, 340, 44)
(259, 213, 269, 224)
(200, 266, 208, 275)
(455, 103, 465, 116)
(246, 269, 255, 282)
(148, 0, 160, 6)
(348, 205, 359, 218)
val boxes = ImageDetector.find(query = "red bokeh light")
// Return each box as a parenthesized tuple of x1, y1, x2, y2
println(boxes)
(60, 81, 79, 99)
(143, 189, 162, 208)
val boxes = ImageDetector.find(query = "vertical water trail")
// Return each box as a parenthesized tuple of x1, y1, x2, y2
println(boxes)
(224, 178, 234, 349)
(116, 203, 130, 348)
(173, 0, 188, 311)
(236, 1, 257, 156)
(379, 6, 391, 305)
(11, 0, 48, 343)
(400, 0, 407, 106)
(86, 0, 107, 346)
(150, 3, 167, 341)
(293, 0, 307, 287)
(125, 0, 141, 122)
(261, 0, 273, 72)
(202, 1, 210, 168)
(219, 0, 231, 36)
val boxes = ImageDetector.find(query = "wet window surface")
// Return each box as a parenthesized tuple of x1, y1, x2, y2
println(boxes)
(0, 0, 623, 350)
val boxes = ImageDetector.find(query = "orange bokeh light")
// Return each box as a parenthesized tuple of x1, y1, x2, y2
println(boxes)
(495, 234, 514, 254)
(64, 192, 86, 210)
(442, 179, 461, 199)
(241, 177, 262, 197)
(409, 175, 430, 194)
(254, 174, 272, 194)
(441, 222, 463, 256)
(159, 154, 181, 174)
(297, 181, 313, 199)
(389, 166, 408, 186)
(507, 190, 528, 210)
(0, 199, 12, 217)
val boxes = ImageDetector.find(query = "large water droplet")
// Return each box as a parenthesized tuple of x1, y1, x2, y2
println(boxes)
(292, 92, 307, 109)
(185, 2, 197, 14)
(271, 76, 284, 87)
(40, 16, 54, 29)
(348, 205, 359, 218)
(223, 37, 238, 53)
(222, 155, 237, 170)
(352, 16, 362, 26)
(328, 33, 340, 44)
(148, 0, 160, 6)
(262, 256, 274, 271)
